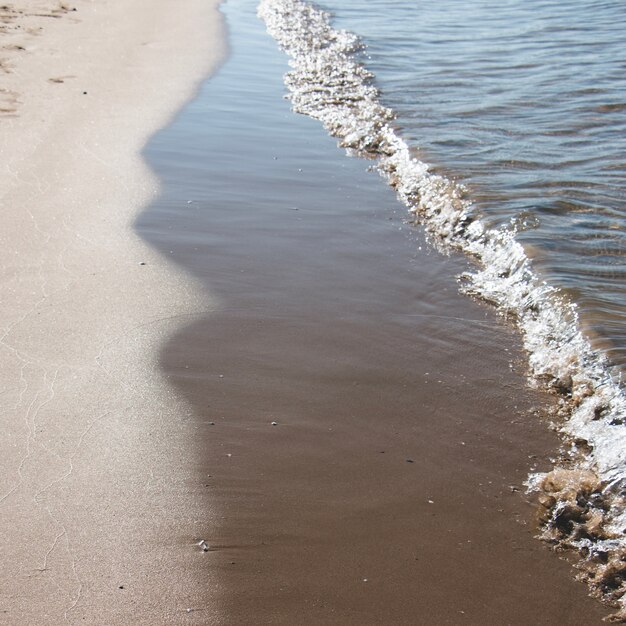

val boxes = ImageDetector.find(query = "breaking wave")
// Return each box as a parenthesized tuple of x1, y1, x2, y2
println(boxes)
(258, 0, 626, 617)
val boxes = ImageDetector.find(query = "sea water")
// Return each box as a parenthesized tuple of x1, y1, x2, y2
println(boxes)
(258, 0, 626, 615)
(136, 0, 625, 618)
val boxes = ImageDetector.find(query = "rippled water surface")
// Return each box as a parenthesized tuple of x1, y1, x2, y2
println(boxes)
(326, 0, 626, 373)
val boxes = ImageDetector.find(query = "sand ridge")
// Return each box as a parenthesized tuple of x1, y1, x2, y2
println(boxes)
(0, 1, 226, 623)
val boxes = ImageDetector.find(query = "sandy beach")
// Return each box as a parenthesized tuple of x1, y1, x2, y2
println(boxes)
(1, 1, 618, 624)
(0, 1, 225, 623)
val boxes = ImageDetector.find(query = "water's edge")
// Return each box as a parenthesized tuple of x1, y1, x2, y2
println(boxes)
(258, 0, 626, 617)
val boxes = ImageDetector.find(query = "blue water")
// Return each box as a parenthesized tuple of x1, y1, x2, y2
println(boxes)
(324, 0, 626, 375)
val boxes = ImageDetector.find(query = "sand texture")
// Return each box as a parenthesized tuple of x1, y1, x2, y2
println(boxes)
(0, 1, 225, 623)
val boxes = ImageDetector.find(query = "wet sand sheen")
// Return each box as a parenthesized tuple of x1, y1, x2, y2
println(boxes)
(138, 1, 609, 623)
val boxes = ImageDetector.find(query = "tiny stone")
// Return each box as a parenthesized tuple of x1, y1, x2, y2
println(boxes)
(118, 585, 124, 589)
(199, 540, 209, 552)
(406, 459, 414, 463)
(271, 421, 278, 426)
(138, 261, 146, 265)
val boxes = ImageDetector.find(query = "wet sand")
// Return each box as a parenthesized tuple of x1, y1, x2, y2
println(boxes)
(139, 1, 611, 623)
(0, 1, 225, 623)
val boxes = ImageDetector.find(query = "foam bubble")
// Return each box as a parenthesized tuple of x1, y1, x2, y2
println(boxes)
(259, 0, 626, 614)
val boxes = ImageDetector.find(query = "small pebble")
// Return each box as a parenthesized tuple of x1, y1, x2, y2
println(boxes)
(271, 421, 278, 426)
(138, 261, 146, 266)
(406, 459, 414, 463)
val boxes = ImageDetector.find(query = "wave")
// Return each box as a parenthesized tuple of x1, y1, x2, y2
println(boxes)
(258, 0, 626, 618)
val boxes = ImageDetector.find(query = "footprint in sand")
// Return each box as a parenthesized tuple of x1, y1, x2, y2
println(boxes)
(48, 74, 75, 84)
(0, 88, 19, 116)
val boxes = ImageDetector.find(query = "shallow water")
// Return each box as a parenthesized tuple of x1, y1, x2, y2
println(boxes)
(137, 0, 612, 621)
(257, 0, 626, 612)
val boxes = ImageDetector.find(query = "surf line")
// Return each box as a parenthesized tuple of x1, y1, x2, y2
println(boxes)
(258, 0, 626, 617)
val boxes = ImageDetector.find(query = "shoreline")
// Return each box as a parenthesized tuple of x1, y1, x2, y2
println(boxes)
(139, 0, 611, 621)
(0, 1, 226, 623)
(259, 0, 626, 617)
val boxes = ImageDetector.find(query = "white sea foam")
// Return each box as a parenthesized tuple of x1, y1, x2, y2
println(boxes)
(258, 0, 626, 614)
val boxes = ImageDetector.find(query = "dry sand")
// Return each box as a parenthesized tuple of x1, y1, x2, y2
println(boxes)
(0, 1, 225, 623)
